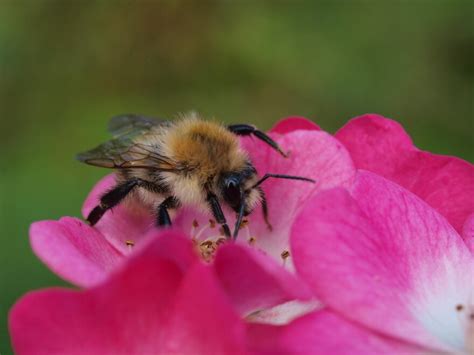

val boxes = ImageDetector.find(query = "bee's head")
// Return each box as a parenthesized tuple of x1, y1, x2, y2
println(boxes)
(219, 168, 262, 239)
(219, 165, 261, 216)
(219, 164, 315, 239)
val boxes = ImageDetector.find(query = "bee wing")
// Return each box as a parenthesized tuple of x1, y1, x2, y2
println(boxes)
(108, 114, 171, 138)
(76, 137, 178, 171)
(77, 114, 179, 171)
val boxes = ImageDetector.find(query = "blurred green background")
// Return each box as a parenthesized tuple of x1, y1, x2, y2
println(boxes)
(0, 0, 472, 352)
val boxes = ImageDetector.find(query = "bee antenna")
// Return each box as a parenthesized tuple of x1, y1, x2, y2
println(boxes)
(252, 173, 315, 188)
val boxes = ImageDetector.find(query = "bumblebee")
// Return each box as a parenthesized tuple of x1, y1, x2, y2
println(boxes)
(77, 113, 314, 239)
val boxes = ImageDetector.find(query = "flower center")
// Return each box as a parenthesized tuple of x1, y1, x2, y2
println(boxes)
(194, 238, 226, 262)
(187, 218, 291, 268)
(189, 219, 244, 262)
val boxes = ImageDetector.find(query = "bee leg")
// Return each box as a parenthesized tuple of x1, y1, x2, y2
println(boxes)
(156, 196, 179, 227)
(227, 124, 288, 158)
(207, 193, 232, 239)
(87, 179, 142, 225)
(258, 187, 273, 231)
(87, 178, 159, 226)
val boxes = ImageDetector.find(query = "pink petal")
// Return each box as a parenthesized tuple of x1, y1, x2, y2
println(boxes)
(240, 129, 355, 265)
(270, 116, 321, 134)
(30, 217, 123, 287)
(247, 310, 425, 355)
(245, 300, 321, 325)
(336, 114, 474, 234)
(292, 171, 474, 352)
(166, 263, 247, 354)
(9, 262, 182, 355)
(214, 243, 313, 316)
(130, 229, 199, 271)
(82, 174, 156, 253)
(10, 238, 247, 355)
(462, 213, 474, 254)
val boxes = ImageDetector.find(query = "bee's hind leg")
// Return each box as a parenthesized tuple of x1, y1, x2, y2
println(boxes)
(87, 179, 142, 225)
(156, 196, 180, 227)
(87, 178, 157, 226)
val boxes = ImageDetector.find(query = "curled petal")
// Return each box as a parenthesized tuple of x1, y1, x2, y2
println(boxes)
(166, 263, 247, 354)
(247, 310, 425, 355)
(10, 237, 247, 355)
(336, 114, 474, 234)
(30, 217, 123, 287)
(292, 171, 474, 352)
(245, 300, 321, 326)
(270, 116, 321, 134)
(129, 229, 199, 271)
(214, 243, 313, 316)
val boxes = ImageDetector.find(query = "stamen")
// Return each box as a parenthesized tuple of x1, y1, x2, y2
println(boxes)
(209, 219, 216, 228)
(188, 215, 258, 261)
(190, 220, 199, 239)
(281, 250, 290, 266)
(201, 240, 213, 248)
(125, 240, 134, 252)
(216, 238, 226, 245)
(456, 304, 465, 312)
(239, 219, 249, 229)
(240, 220, 252, 241)
(198, 239, 220, 262)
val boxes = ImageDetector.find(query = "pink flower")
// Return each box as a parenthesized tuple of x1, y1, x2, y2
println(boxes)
(29, 120, 355, 291)
(16, 114, 474, 353)
(273, 170, 473, 353)
(9, 236, 251, 354)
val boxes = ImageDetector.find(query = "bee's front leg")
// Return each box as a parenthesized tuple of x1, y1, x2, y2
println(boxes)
(156, 196, 180, 227)
(206, 193, 232, 239)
